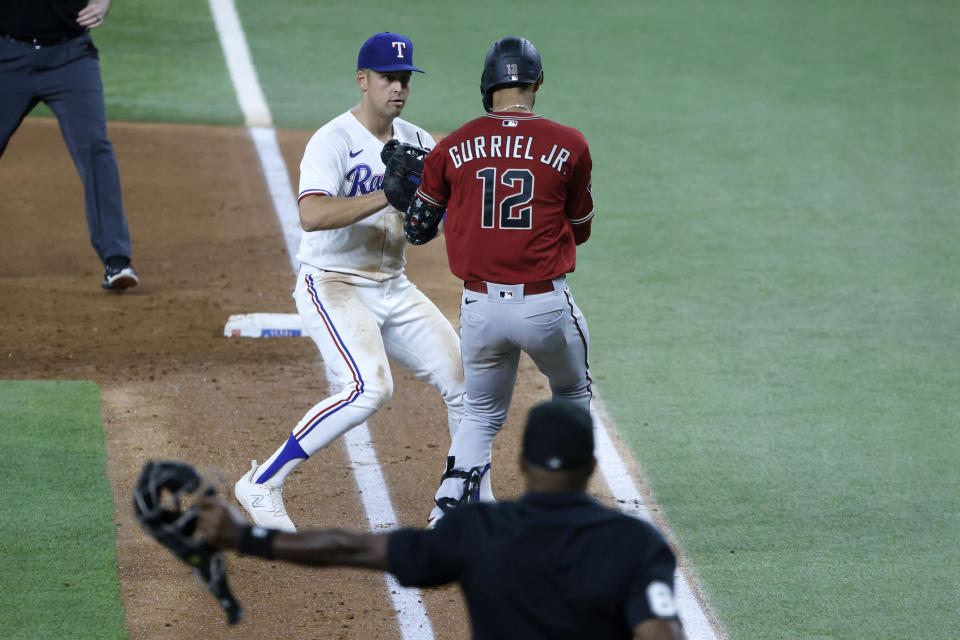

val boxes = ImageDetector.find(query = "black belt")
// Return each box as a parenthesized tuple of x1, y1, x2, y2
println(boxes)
(464, 280, 556, 295)
(3, 32, 82, 47)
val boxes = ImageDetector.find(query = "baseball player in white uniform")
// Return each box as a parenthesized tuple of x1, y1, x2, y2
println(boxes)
(234, 32, 465, 532)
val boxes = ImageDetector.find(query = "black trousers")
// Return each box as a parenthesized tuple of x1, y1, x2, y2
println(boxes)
(0, 32, 131, 263)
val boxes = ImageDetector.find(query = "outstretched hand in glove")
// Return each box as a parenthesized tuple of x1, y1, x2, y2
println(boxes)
(381, 139, 428, 211)
(133, 460, 243, 625)
(196, 496, 248, 549)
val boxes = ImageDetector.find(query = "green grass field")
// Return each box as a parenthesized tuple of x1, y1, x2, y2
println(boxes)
(15, 0, 960, 637)
(0, 381, 125, 638)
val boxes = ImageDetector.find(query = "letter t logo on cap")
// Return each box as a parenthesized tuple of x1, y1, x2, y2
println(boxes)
(392, 41, 407, 58)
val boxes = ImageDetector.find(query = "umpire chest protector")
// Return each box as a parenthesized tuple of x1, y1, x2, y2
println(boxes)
(480, 37, 543, 111)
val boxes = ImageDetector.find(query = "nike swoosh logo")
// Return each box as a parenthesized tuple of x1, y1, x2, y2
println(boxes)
(465, 298, 477, 304)
(349, 149, 363, 158)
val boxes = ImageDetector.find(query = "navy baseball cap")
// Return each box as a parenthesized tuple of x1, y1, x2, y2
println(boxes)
(522, 400, 594, 471)
(358, 32, 424, 73)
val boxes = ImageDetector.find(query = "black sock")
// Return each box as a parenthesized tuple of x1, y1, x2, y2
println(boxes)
(105, 256, 131, 270)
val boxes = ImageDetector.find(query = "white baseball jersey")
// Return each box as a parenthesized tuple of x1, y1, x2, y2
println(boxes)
(297, 111, 436, 281)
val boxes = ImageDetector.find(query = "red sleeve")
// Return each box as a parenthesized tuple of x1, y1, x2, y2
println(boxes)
(566, 143, 594, 245)
(416, 142, 451, 207)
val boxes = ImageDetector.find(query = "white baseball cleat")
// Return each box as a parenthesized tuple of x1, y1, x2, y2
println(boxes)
(427, 505, 445, 529)
(234, 460, 297, 533)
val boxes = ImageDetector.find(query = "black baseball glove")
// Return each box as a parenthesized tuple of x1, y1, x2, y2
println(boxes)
(381, 139, 428, 211)
(133, 460, 243, 625)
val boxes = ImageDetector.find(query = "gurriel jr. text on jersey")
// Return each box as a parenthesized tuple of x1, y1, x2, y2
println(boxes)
(448, 136, 571, 173)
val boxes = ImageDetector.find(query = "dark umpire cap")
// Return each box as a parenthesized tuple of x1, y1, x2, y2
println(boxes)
(358, 32, 424, 73)
(523, 399, 594, 471)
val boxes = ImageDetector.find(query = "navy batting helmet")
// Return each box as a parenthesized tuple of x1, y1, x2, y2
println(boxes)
(480, 37, 543, 112)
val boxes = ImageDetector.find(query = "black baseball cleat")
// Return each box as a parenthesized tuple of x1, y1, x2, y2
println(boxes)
(101, 258, 139, 291)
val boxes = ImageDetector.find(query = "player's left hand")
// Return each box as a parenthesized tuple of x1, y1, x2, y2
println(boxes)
(133, 460, 244, 624)
(381, 139, 428, 211)
(404, 196, 443, 245)
(77, 0, 111, 29)
(197, 497, 247, 550)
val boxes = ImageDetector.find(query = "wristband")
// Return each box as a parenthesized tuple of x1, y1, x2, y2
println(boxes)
(236, 525, 278, 560)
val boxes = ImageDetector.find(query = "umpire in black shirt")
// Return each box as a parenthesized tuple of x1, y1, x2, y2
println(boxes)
(0, 0, 138, 290)
(198, 399, 687, 640)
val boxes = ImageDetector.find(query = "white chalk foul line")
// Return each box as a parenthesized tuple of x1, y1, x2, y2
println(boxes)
(248, 126, 303, 255)
(343, 424, 434, 638)
(208, 2, 434, 638)
(208, 0, 271, 127)
(591, 400, 720, 640)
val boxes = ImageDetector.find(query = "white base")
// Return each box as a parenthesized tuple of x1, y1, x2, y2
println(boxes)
(224, 313, 304, 337)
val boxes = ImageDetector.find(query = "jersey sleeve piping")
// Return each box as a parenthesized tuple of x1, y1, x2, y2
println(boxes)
(298, 189, 333, 203)
(415, 188, 446, 208)
(569, 209, 595, 224)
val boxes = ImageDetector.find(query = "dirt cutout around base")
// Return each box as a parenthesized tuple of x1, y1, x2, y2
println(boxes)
(0, 118, 620, 640)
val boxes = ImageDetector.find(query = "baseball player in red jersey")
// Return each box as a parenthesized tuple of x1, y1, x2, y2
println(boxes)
(403, 37, 594, 525)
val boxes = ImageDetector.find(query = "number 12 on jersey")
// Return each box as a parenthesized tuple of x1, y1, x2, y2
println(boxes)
(477, 167, 534, 229)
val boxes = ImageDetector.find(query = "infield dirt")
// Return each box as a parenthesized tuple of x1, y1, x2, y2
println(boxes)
(0, 118, 612, 639)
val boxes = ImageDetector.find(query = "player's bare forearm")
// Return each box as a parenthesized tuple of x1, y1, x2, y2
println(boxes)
(299, 191, 390, 231)
(273, 529, 391, 571)
(197, 498, 391, 570)
(633, 618, 687, 640)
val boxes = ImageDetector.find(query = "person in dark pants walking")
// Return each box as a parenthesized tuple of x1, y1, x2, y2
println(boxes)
(0, 0, 138, 290)
(197, 399, 687, 640)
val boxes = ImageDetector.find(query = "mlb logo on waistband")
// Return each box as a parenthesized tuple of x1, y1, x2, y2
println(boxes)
(499, 291, 514, 299)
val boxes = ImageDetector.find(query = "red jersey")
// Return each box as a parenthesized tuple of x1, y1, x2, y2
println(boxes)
(417, 111, 594, 283)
